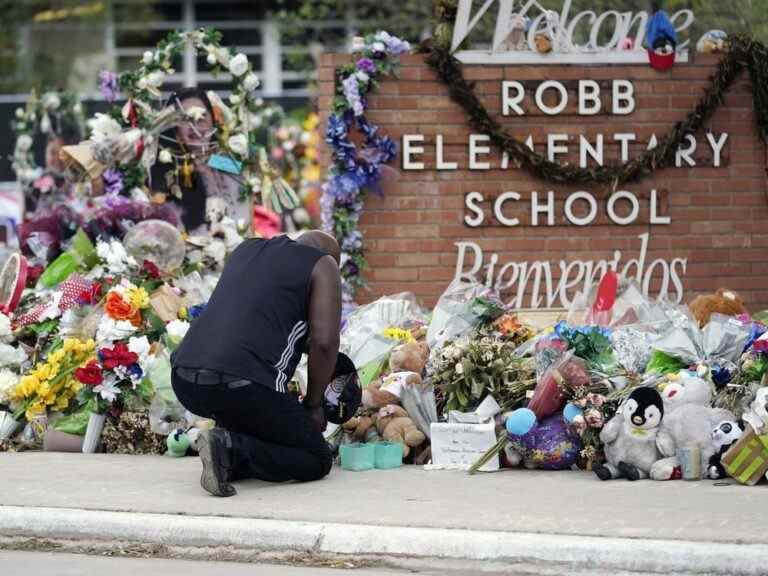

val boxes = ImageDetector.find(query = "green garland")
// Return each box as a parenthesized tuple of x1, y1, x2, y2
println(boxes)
(419, 33, 768, 186)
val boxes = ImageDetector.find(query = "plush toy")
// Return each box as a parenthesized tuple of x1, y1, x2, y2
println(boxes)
(649, 372, 735, 480)
(374, 404, 426, 458)
(594, 387, 665, 481)
(688, 288, 748, 328)
(707, 420, 744, 479)
(166, 428, 191, 457)
(696, 30, 727, 54)
(504, 408, 581, 470)
(342, 414, 379, 443)
(362, 371, 421, 410)
(389, 341, 429, 374)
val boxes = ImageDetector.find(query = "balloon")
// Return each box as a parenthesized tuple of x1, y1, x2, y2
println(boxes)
(563, 402, 583, 424)
(505, 408, 536, 436)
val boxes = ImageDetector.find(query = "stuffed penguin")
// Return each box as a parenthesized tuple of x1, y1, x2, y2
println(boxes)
(594, 387, 664, 481)
(707, 420, 744, 479)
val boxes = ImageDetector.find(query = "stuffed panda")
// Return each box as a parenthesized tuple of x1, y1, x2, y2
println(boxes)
(707, 420, 744, 480)
(594, 387, 665, 481)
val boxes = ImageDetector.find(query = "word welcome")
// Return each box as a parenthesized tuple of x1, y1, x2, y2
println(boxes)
(451, 0, 695, 63)
(454, 233, 687, 307)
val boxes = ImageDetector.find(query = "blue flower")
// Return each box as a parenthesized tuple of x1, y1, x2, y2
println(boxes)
(187, 304, 206, 319)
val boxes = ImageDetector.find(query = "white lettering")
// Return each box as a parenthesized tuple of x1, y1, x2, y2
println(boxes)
(531, 191, 555, 226)
(502, 80, 525, 116)
(436, 134, 458, 170)
(607, 190, 640, 225)
(535, 80, 568, 115)
(670, 10, 694, 51)
(548, 134, 569, 162)
(464, 192, 485, 227)
(621, 231, 648, 283)
(614, 132, 636, 162)
(706, 132, 728, 168)
(402, 134, 425, 170)
(589, 10, 624, 50)
(580, 134, 604, 167)
(494, 191, 521, 226)
(650, 189, 670, 224)
(675, 134, 696, 167)
(564, 191, 598, 226)
(578, 80, 601, 115)
(612, 80, 635, 115)
(454, 241, 484, 282)
(469, 134, 492, 169)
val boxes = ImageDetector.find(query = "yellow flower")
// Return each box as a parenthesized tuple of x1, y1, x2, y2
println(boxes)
(126, 286, 150, 309)
(178, 307, 188, 320)
(383, 327, 415, 344)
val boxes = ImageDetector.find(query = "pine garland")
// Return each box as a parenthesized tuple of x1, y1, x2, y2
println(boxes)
(420, 34, 768, 186)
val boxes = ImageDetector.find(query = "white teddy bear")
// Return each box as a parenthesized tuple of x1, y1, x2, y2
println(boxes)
(650, 371, 735, 480)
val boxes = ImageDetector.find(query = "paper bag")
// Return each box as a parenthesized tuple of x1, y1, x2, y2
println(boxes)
(723, 425, 768, 486)
(150, 285, 183, 323)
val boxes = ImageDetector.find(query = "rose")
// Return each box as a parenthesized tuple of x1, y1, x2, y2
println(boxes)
(227, 133, 249, 157)
(99, 342, 139, 370)
(158, 149, 172, 164)
(75, 360, 104, 386)
(242, 73, 260, 92)
(228, 53, 249, 77)
(105, 292, 141, 327)
(146, 71, 164, 88)
(16, 134, 33, 152)
(142, 259, 161, 279)
(142, 50, 154, 65)
(584, 408, 604, 428)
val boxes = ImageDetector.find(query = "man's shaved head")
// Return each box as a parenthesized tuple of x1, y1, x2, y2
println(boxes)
(296, 230, 341, 264)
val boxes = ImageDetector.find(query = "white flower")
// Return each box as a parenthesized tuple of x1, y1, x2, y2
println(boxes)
(42, 93, 61, 110)
(216, 47, 231, 66)
(248, 113, 263, 128)
(166, 320, 190, 347)
(351, 36, 366, 52)
(146, 71, 164, 88)
(96, 317, 137, 345)
(88, 113, 122, 143)
(73, 102, 82, 114)
(97, 239, 138, 274)
(128, 336, 152, 367)
(227, 133, 249, 157)
(207, 52, 217, 65)
(0, 343, 26, 368)
(137, 77, 148, 90)
(375, 31, 392, 44)
(16, 134, 33, 152)
(355, 71, 370, 84)
(142, 50, 154, 65)
(158, 149, 173, 164)
(185, 106, 207, 122)
(40, 291, 64, 322)
(0, 313, 12, 342)
(228, 53, 249, 77)
(0, 369, 19, 405)
(15, 108, 24, 119)
(372, 41, 386, 53)
(455, 363, 464, 374)
(243, 73, 260, 92)
(229, 94, 241, 105)
(95, 376, 121, 403)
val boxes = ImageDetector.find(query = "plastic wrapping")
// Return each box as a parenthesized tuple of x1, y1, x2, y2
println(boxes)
(611, 324, 655, 374)
(528, 351, 590, 419)
(426, 280, 502, 350)
(400, 378, 438, 439)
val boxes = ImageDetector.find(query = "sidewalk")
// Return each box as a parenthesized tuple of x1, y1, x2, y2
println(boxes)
(0, 453, 766, 574)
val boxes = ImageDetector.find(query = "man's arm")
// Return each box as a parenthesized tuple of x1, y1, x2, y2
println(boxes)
(304, 255, 342, 420)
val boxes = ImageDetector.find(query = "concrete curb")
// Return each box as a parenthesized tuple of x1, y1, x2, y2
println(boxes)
(0, 505, 764, 575)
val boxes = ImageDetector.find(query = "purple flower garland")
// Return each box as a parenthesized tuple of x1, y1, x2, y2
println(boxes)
(321, 31, 410, 308)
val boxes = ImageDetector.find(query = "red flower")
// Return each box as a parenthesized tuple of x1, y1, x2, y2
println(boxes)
(143, 259, 161, 279)
(75, 360, 103, 386)
(78, 282, 103, 305)
(98, 342, 139, 370)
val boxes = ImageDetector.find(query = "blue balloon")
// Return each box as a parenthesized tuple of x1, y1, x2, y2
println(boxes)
(506, 408, 536, 437)
(563, 403, 583, 424)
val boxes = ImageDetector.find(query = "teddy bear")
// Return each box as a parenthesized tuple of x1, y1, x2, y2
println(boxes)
(688, 288, 747, 328)
(649, 372, 735, 480)
(374, 404, 426, 458)
(503, 408, 581, 470)
(342, 414, 379, 443)
(594, 387, 665, 481)
(362, 341, 429, 410)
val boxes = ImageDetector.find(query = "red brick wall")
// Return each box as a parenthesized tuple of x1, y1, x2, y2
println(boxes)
(318, 53, 768, 311)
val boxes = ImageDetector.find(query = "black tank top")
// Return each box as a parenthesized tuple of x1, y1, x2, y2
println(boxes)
(173, 236, 324, 392)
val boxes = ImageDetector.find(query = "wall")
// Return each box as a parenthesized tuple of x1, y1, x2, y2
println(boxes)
(318, 53, 768, 310)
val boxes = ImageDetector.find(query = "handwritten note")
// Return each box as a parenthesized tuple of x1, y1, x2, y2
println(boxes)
(429, 422, 499, 472)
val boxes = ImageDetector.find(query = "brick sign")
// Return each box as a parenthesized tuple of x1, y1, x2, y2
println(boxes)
(318, 54, 768, 310)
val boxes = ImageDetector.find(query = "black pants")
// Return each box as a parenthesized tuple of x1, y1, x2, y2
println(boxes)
(171, 370, 332, 483)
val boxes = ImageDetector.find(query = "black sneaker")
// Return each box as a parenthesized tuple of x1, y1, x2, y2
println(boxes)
(197, 428, 236, 497)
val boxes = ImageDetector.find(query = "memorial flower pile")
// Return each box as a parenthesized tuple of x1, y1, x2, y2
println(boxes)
(76, 341, 147, 413)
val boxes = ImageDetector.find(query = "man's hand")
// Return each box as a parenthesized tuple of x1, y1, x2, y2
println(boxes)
(305, 403, 327, 434)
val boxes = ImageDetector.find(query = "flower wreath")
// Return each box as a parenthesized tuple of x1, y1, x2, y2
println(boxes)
(321, 31, 410, 304)
(93, 28, 297, 213)
(10, 90, 86, 196)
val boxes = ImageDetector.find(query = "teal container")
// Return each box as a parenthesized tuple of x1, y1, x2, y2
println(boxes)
(374, 441, 403, 469)
(339, 442, 375, 471)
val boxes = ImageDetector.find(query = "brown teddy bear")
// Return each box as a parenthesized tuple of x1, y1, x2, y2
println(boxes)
(362, 341, 430, 409)
(389, 341, 429, 374)
(342, 414, 379, 443)
(375, 404, 426, 458)
(688, 288, 748, 328)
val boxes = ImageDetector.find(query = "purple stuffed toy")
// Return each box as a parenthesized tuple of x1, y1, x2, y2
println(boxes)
(503, 408, 581, 470)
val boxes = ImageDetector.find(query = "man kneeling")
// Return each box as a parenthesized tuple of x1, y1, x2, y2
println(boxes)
(171, 231, 341, 496)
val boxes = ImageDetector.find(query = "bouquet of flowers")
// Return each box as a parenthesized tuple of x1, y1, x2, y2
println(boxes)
(10, 338, 95, 421)
(76, 339, 150, 413)
(97, 279, 151, 344)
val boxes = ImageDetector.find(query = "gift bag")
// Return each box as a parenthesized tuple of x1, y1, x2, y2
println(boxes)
(723, 425, 768, 486)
